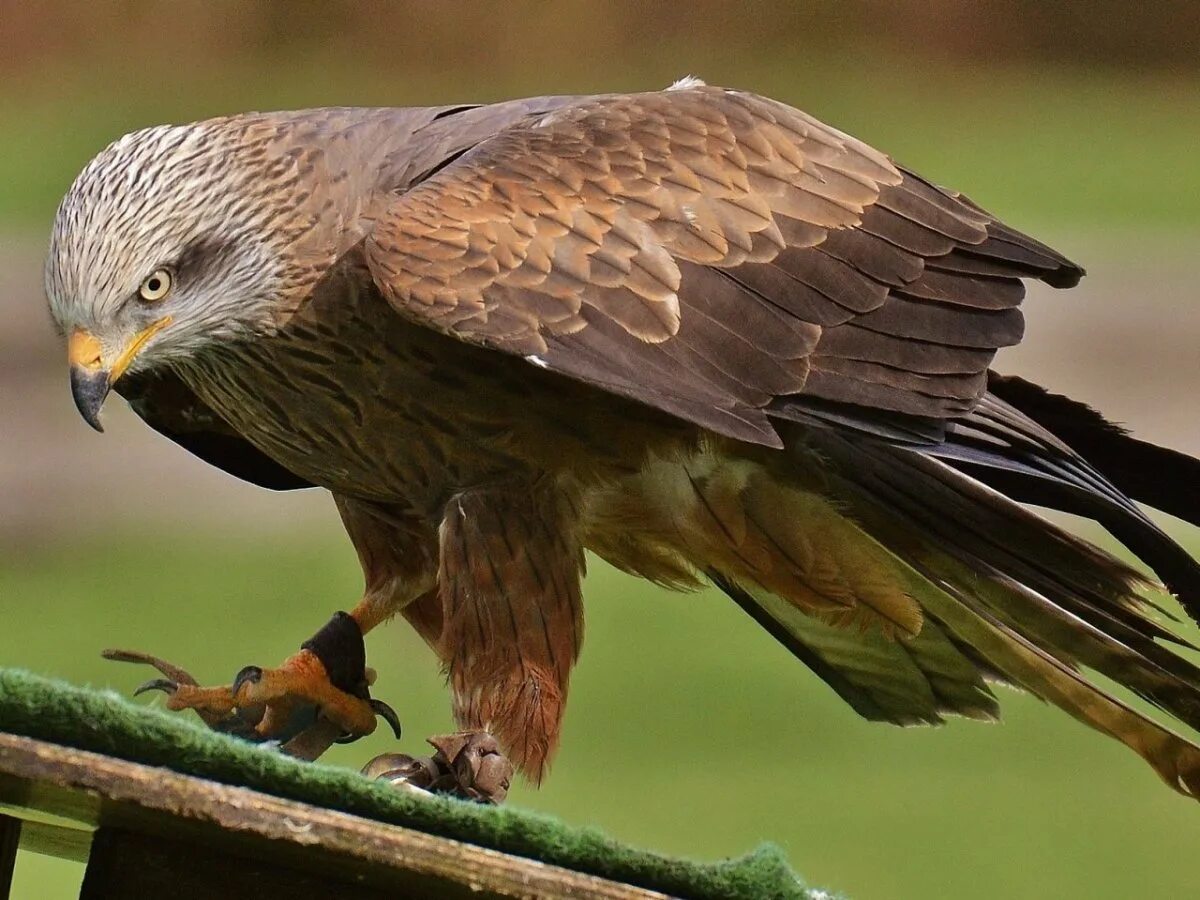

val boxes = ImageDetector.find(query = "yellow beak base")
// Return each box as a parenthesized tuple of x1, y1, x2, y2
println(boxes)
(66, 317, 172, 431)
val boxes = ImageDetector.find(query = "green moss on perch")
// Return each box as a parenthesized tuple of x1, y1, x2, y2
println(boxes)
(0, 668, 823, 899)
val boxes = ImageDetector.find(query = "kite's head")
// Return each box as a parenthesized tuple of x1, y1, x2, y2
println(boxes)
(45, 120, 300, 431)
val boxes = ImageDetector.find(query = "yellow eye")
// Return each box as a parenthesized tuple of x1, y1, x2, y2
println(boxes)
(139, 268, 173, 302)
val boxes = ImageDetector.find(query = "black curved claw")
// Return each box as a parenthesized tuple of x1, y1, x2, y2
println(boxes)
(370, 698, 403, 740)
(231, 665, 264, 700)
(331, 697, 402, 744)
(133, 678, 178, 697)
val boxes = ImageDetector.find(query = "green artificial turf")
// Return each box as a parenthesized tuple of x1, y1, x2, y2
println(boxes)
(0, 667, 820, 900)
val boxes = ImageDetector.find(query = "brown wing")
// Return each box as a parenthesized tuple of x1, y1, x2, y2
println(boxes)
(116, 370, 314, 491)
(364, 85, 1081, 446)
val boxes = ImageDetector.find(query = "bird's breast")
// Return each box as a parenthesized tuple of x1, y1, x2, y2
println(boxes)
(178, 284, 690, 514)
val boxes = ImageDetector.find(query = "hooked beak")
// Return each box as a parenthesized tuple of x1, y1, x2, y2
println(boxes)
(68, 317, 172, 432)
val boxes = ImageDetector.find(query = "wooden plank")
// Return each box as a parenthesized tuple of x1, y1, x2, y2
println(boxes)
(0, 814, 19, 900)
(0, 733, 669, 900)
(80, 826, 393, 900)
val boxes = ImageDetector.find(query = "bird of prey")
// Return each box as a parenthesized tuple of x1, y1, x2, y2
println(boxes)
(46, 79, 1200, 799)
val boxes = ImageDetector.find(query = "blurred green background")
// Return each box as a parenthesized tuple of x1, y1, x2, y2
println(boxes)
(2, 3, 1199, 898)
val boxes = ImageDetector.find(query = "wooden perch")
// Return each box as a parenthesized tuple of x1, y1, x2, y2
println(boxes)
(0, 733, 665, 899)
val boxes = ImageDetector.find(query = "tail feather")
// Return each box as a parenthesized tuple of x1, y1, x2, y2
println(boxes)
(986, 373, 1200, 526)
(710, 570, 999, 726)
(812, 432, 1200, 726)
(910, 555, 1200, 798)
(807, 426, 1200, 792)
(682, 424, 1200, 798)
(602, 416, 1200, 797)
(854, 440, 1169, 638)
(782, 374, 1200, 618)
(932, 375, 1200, 617)
(704, 452, 1200, 796)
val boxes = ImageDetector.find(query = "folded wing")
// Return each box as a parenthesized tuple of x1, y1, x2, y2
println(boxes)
(365, 85, 1083, 445)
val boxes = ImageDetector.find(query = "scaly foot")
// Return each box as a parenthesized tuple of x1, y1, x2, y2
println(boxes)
(363, 731, 514, 804)
(104, 611, 401, 757)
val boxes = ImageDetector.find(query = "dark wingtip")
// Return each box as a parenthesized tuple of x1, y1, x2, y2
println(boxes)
(1044, 261, 1086, 289)
(985, 372, 1200, 619)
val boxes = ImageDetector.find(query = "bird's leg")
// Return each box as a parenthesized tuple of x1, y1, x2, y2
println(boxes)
(359, 481, 584, 798)
(431, 481, 585, 784)
(349, 588, 516, 803)
(122, 497, 440, 749)
(334, 493, 523, 802)
(122, 606, 402, 745)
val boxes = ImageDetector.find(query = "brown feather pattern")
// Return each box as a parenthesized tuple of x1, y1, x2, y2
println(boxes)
(366, 86, 1081, 436)
(437, 484, 584, 781)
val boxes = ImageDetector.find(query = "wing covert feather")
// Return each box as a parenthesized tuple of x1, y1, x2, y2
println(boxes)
(365, 85, 1082, 442)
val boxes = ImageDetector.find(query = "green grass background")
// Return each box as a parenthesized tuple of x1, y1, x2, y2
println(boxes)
(4, 26, 1200, 900)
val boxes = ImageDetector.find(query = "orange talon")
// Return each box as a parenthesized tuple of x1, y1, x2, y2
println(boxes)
(107, 610, 401, 756)
(163, 683, 238, 717)
(232, 650, 380, 738)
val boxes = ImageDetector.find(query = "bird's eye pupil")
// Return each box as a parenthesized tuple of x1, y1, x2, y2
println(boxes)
(139, 268, 172, 301)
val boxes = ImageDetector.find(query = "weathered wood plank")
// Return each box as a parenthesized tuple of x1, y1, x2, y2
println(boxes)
(0, 733, 668, 900)
(80, 827, 394, 900)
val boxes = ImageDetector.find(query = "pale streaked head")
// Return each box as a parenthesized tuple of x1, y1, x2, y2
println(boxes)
(45, 117, 304, 430)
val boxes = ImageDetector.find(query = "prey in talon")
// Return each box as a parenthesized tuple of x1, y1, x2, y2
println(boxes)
(47, 81, 1200, 803)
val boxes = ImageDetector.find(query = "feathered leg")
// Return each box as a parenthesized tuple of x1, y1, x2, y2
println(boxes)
(436, 481, 585, 783)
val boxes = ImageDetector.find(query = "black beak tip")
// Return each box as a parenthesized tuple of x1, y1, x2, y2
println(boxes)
(69, 367, 110, 432)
